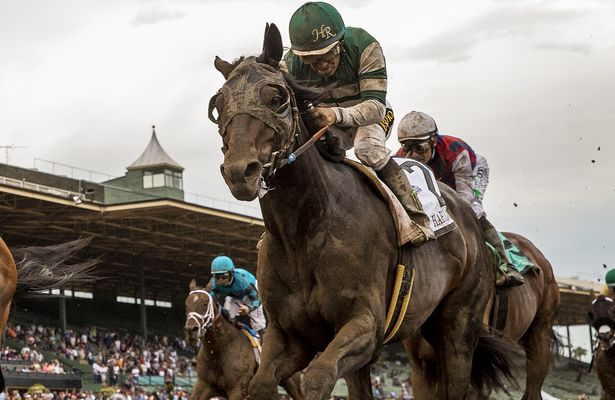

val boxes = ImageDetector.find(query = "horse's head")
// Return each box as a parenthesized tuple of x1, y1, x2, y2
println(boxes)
(589, 295, 615, 350)
(184, 279, 217, 345)
(209, 23, 297, 201)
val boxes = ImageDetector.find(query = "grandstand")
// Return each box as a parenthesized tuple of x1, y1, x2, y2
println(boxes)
(0, 128, 604, 397)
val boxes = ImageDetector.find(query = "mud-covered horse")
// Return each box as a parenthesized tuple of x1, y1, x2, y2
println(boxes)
(184, 280, 304, 400)
(588, 295, 615, 399)
(210, 23, 518, 400)
(405, 232, 560, 400)
(0, 237, 99, 392)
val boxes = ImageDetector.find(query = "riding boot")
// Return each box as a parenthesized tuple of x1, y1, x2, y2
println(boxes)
(479, 216, 525, 287)
(376, 159, 435, 246)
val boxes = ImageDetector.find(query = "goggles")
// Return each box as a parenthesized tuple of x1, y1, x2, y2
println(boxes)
(401, 140, 432, 154)
(213, 272, 233, 285)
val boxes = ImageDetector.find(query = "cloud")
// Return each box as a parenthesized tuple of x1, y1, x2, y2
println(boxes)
(401, 5, 590, 63)
(535, 42, 591, 54)
(132, 9, 186, 26)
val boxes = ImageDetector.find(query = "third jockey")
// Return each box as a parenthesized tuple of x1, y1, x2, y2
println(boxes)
(209, 255, 267, 334)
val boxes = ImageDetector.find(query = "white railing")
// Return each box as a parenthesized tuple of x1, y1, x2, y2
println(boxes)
(7, 158, 263, 218)
(0, 175, 84, 202)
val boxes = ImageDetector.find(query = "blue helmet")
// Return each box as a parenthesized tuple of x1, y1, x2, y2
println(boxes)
(211, 256, 235, 274)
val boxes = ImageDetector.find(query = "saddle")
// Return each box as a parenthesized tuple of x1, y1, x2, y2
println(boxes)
(343, 158, 456, 246)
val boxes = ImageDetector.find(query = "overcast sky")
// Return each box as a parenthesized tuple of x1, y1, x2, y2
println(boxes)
(1, 0, 613, 281)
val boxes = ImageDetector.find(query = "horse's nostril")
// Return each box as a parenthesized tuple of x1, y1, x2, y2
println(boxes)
(245, 162, 261, 179)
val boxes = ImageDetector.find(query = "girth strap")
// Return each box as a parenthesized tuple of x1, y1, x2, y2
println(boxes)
(383, 244, 415, 344)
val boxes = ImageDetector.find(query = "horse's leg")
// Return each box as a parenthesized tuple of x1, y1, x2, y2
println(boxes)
(344, 364, 374, 400)
(402, 336, 439, 400)
(189, 379, 218, 400)
(302, 313, 377, 400)
(249, 324, 311, 400)
(521, 319, 553, 400)
(280, 372, 305, 400)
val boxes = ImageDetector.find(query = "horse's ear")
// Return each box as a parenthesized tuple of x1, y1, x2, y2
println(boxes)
(214, 56, 234, 79)
(189, 278, 197, 290)
(256, 23, 283, 68)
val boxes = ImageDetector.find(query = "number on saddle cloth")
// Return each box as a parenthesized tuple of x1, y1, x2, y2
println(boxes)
(395, 158, 455, 236)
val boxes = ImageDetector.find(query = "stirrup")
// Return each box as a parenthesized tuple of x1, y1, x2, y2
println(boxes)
(496, 269, 525, 287)
(408, 222, 435, 246)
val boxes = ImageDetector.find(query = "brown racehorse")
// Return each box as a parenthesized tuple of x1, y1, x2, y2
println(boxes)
(0, 238, 17, 392)
(405, 233, 560, 400)
(184, 280, 304, 400)
(588, 295, 615, 400)
(0, 236, 98, 392)
(210, 23, 519, 400)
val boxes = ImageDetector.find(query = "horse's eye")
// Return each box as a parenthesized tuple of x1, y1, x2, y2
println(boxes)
(271, 95, 283, 109)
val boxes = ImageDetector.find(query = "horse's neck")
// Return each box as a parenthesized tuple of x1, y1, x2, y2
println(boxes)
(200, 308, 238, 351)
(260, 144, 337, 239)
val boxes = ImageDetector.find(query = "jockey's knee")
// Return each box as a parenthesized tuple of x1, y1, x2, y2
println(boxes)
(354, 146, 389, 171)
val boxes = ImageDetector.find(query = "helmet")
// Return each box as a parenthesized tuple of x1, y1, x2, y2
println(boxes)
(289, 2, 345, 56)
(211, 256, 235, 275)
(606, 269, 615, 287)
(397, 111, 438, 142)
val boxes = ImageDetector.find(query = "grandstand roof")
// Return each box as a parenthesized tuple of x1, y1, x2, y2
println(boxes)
(0, 173, 262, 301)
(127, 126, 184, 171)
(0, 164, 599, 324)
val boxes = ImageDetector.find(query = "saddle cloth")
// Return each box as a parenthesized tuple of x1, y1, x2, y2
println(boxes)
(344, 158, 456, 246)
(239, 324, 262, 364)
(499, 232, 539, 274)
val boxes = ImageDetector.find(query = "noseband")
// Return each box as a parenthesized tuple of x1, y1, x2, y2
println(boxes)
(187, 289, 219, 338)
(209, 57, 329, 186)
(591, 296, 615, 352)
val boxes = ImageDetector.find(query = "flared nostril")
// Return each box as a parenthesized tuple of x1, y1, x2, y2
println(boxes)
(244, 162, 261, 179)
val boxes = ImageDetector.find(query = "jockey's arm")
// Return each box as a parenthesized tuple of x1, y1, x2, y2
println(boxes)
(245, 284, 261, 311)
(451, 150, 475, 207)
(331, 42, 387, 128)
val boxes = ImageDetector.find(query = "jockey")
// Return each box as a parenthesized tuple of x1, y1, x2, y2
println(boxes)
(395, 111, 524, 287)
(283, 1, 434, 246)
(600, 269, 615, 297)
(209, 255, 266, 334)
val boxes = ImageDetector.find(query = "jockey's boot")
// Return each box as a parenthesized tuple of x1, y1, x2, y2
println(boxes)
(480, 216, 525, 287)
(376, 159, 435, 246)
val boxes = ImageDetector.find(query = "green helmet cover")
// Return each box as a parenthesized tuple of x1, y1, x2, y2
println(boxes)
(606, 269, 615, 286)
(289, 2, 345, 54)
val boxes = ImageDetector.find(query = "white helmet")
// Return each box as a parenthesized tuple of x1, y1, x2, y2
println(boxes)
(397, 111, 438, 142)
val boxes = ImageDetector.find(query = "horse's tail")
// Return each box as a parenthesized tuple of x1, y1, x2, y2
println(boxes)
(471, 327, 523, 393)
(11, 237, 102, 293)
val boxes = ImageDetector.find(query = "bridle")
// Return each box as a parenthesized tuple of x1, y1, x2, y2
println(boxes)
(186, 289, 219, 338)
(208, 57, 329, 187)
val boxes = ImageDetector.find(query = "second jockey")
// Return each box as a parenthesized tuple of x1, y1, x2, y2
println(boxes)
(395, 111, 524, 287)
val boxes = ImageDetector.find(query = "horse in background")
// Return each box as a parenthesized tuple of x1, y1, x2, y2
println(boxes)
(405, 232, 560, 400)
(211, 23, 519, 400)
(0, 236, 99, 392)
(588, 295, 615, 399)
(184, 280, 304, 400)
